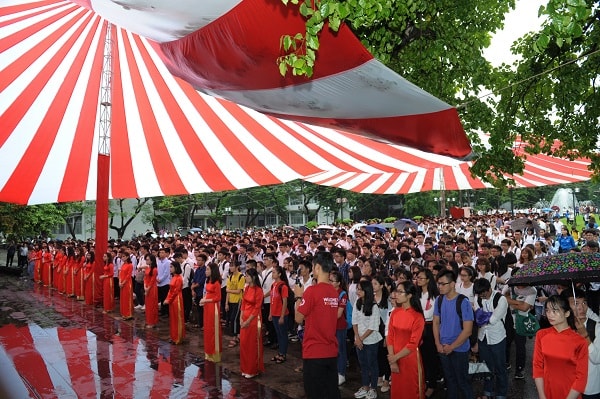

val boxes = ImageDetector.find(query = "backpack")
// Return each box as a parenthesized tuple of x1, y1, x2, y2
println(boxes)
(278, 282, 295, 314)
(187, 265, 194, 287)
(437, 294, 468, 327)
(338, 290, 352, 330)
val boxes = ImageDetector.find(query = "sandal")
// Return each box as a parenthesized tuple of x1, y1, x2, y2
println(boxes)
(227, 340, 238, 348)
(275, 355, 286, 364)
(294, 366, 303, 373)
(270, 355, 280, 362)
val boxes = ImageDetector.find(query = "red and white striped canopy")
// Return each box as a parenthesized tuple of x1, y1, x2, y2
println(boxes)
(72, 0, 472, 159)
(0, 1, 592, 205)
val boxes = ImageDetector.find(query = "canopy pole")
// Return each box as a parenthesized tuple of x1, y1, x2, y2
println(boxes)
(94, 21, 113, 304)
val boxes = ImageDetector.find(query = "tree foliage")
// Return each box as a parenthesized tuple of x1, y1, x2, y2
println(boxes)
(280, 0, 600, 184)
(0, 203, 73, 239)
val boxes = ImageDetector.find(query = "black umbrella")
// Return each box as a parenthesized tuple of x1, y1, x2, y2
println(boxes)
(393, 218, 418, 231)
(510, 218, 541, 235)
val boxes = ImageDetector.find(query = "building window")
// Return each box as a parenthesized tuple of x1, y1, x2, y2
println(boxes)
(290, 213, 304, 225)
(289, 195, 303, 206)
(54, 215, 82, 235)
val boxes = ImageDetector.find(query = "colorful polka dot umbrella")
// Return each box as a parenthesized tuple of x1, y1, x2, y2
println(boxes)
(508, 252, 600, 286)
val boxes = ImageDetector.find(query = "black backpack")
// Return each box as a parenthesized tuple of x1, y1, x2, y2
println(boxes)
(437, 294, 468, 327)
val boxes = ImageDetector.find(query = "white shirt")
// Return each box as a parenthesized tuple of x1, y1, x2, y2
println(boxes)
(456, 281, 475, 304)
(584, 313, 600, 395)
(474, 291, 508, 345)
(352, 302, 382, 345)
(181, 259, 194, 289)
(420, 292, 436, 322)
(502, 285, 536, 322)
(261, 267, 274, 304)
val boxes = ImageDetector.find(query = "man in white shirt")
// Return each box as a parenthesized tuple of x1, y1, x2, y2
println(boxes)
(474, 278, 509, 399)
(564, 289, 600, 399)
(216, 249, 230, 322)
(261, 253, 277, 346)
(503, 284, 536, 379)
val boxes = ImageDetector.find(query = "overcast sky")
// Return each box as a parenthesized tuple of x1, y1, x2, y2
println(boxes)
(484, 0, 547, 67)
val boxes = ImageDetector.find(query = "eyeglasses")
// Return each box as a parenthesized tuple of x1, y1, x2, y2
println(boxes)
(437, 282, 451, 286)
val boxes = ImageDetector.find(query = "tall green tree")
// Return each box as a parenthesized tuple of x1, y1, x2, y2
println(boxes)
(281, 0, 600, 185)
(0, 203, 72, 239)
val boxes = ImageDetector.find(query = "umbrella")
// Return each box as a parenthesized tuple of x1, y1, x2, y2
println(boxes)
(364, 224, 388, 233)
(510, 218, 540, 235)
(188, 227, 203, 233)
(317, 225, 335, 230)
(394, 218, 418, 231)
(508, 252, 600, 286)
(551, 205, 561, 211)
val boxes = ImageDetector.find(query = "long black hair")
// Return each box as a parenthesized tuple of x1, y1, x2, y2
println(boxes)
(207, 262, 220, 284)
(145, 254, 157, 277)
(330, 270, 348, 293)
(416, 268, 438, 298)
(546, 294, 577, 330)
(273, 265, 290, 289)
(373, 273, 389, 308)
(246, 268, 261, 287)
(397, 280, 424, 315)
(356, 280, 376, 316)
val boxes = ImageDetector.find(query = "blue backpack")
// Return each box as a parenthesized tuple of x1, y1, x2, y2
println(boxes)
(339, 290, 352, 330)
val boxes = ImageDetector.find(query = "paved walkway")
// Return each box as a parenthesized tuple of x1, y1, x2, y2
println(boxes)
(0, 248, 538, 398)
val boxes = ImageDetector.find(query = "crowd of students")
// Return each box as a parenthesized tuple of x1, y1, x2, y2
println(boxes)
(17, 211, 600, 399)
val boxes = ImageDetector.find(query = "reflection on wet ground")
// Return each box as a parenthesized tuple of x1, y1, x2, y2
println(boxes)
(0, 271, 539, 399)
(0, 276, 292, 399)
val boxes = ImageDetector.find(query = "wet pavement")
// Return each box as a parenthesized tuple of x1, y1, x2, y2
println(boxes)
(0, 254, 539, 398)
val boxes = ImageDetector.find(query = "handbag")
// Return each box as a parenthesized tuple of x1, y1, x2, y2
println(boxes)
(515, 311, 540, 337)
(135, 268, 145, 283)
(474, 308, 493, 327)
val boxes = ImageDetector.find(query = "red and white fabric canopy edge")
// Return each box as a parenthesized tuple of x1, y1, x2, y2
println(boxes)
(0, 1, 592, 206)
(304, 141, 592, 194)
(73, 0, 473, 158)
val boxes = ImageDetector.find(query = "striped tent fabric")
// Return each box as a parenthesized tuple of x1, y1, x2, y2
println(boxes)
(74, 0, 472, 159)
(304, 140, 593, 194)
(0, 1, 592, 206)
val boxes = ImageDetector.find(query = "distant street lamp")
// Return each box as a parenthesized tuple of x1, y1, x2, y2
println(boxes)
(434, 196, 456, 217)
(336, 197, 347, 220)
(571, 187, 580, 221)
(323, 206, 330, 225)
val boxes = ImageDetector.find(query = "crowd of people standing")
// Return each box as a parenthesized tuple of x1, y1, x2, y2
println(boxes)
(11, 210, 600, 399)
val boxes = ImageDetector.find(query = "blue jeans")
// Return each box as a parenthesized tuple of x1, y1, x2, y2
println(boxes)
(336, 329, 347, 376)
(356, 342, 379, 388)
(479, 337, 508, 399)
(439, 350, 473, 399)
(272, 315, 288, 356)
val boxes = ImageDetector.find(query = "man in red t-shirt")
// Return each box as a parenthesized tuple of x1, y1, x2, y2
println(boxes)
(295, 251, 340, 399)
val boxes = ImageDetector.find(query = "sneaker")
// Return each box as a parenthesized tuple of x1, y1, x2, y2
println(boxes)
(354, 387, 369, 398)
(134, 305, 142, 310)
(366, 389, 378, 399)
(514, 369, 525, 379)
(338, 374, 346, 386)
(506, 363, 512, 370)
(140, 305, 145, 310)
(380, 384, 390, 393)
